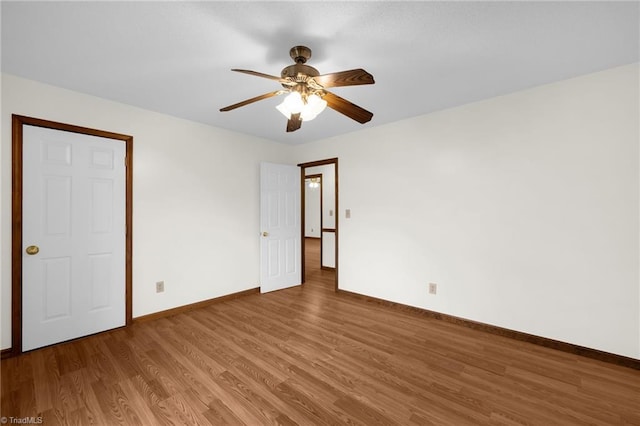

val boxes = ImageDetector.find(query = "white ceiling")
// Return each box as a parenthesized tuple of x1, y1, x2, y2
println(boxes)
(2, 1, 638, 144)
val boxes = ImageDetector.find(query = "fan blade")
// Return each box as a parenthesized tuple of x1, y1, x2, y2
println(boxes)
(231, 69, 295, 87)
(323, 91, 373, 124)
(231, 69, 288, 83)
(287, 113, 302, 132)
(312, 69, 374, 88)
(220, 91, 283, 112)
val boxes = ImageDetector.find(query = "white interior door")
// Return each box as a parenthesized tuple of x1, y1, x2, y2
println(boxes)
(22, 125, 126, 351)
(260, 162, 301, 293)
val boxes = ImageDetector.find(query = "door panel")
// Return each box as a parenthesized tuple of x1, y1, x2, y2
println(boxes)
(43, 257, 72, 320)
(44, 176, 72, 235)
(90, 179, 114, 233)
(22, 125, 126, 351)
(285, 237, 296, 273)
(89, 253, 112, 310)
(260, 162, 301, 293)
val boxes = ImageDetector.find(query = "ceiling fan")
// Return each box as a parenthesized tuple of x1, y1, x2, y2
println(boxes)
(220, 46, 375, 132)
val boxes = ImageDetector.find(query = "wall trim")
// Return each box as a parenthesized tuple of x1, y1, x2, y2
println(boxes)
(337, 289, 640, 370)
(2, 288, 259, 358)
(133, 287, 260, 323)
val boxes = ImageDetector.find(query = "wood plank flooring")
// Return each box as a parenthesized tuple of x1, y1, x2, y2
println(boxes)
(2, 238, 640, 425)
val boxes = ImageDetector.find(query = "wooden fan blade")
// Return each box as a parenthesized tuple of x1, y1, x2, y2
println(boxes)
(220, 91, 283, 112)
(231, 69, 289, 83)
(312, 69, 374, 88)
(323, 91, 373, 124)
(231, 69, 295, 87)
(287, 113, 302, 132)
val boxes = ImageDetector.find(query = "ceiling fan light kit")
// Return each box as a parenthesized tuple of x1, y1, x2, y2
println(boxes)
(220, 46, 375, 133)
(276, 92, 327, 122)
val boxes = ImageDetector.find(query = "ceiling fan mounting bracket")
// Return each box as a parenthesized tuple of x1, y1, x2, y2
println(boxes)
(289, 45, 312, 64)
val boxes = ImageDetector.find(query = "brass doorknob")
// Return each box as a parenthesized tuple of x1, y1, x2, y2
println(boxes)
(26, 245, 40, 255)
(262, 232, 269, 237)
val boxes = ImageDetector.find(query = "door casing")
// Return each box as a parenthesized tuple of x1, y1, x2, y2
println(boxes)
(8, 115, 133, 358)
(298, 158, 338, 291)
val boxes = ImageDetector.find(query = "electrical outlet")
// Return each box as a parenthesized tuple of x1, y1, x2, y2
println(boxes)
(156, 281, 165, 293)
(428, 282, 437, 295)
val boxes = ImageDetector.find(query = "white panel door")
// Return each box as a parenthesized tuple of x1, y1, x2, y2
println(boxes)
(260, 162, 301, 293)
(22, 125, 126, 351)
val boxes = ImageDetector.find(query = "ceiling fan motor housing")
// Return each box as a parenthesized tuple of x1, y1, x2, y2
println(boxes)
(281, 64, 320, 82)
(281, 46, 320, 89)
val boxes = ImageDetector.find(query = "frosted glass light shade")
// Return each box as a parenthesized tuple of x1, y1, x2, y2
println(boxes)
(300, 94, 328, 121)
(284, 92, 303, 112)
(301, 109, 318, 121)
(307, 94, 327, 115)
(276, 102, 291, 118)
(276, 92, 303, 118)
(276, 92, 327, 121)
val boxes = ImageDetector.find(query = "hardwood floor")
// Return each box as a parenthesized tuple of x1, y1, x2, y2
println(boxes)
(304, 237, 336, 288)
(2, 239, 639, 425)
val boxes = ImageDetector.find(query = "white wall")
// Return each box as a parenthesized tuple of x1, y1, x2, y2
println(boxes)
(293, 64, 640, 359)
(1, 74, 292, 349)
(306, 165, 336, 268)
(304, 181, 321, 237)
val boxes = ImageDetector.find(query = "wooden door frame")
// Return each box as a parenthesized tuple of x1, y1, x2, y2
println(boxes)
(298, 158, 338, 291)
(6, 115, 133, 358)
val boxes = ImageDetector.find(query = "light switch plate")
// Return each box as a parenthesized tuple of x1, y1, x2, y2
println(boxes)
(345, 209, 351, 219)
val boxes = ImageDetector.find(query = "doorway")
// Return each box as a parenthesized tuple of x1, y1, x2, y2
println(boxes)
(304, 174, 323, 283)
(9, 115, 133, 357)
(299, 158, 338, 291)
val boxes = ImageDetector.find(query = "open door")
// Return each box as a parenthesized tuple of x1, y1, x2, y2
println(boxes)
(260, 162, 301, 293)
